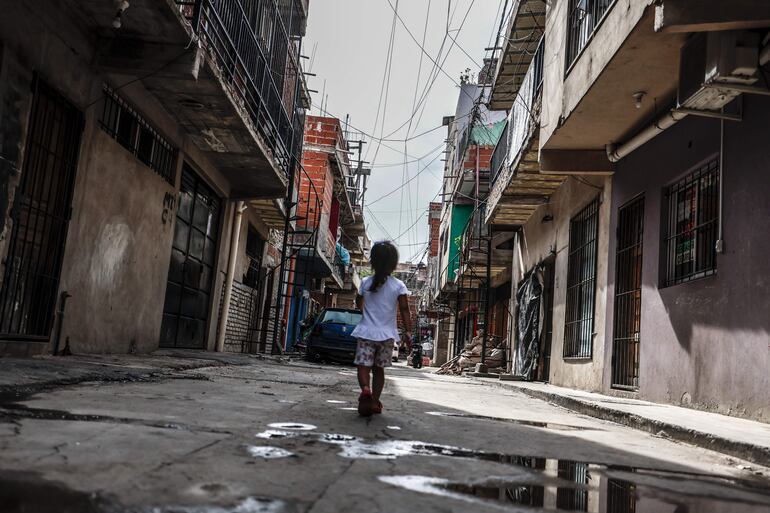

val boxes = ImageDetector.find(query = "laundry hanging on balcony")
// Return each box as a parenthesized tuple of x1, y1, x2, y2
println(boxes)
(513, 266, 544, 380)
(335, 242, 350, 266)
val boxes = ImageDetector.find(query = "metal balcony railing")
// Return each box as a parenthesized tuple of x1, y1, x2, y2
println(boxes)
(490, 120, 510, 184)
(566, 0, 615, 70)
(490, 36, 544, 186)
(461, 204, 490, 258)
(178, 0, 306, 177)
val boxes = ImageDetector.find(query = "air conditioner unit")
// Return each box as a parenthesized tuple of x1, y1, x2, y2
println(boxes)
(678, 31, 759, 111)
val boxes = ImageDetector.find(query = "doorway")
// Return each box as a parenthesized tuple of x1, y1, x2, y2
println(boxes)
(536, 258, 555, 382)
(160, 165, 222, 349)
(0, 78, 83, 339)
(611, 195, 644, 389)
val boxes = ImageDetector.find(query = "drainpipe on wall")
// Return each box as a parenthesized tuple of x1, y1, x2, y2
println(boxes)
(216, 200, 247, 353)
(606, 110, 689, 163)
(716, 107, 725, 253)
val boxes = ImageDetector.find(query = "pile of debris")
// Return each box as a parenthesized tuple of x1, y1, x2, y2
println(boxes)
(435, 331, 506, 375)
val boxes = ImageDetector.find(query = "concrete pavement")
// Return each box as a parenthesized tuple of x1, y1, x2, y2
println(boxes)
(1, 353, 770, 512)
(475, 378, 770, 468)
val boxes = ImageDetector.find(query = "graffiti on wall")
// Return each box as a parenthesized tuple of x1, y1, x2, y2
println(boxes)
(161, 191, 176, 225)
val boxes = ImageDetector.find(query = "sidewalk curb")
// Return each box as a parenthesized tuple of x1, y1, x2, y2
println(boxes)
(470, 377, 770, 468)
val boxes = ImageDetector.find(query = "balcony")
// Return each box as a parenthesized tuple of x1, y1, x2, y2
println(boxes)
(538, 2, 687, 172)
(486, 37, 566, 227)
(456, 206, 512, 285)
(488, 0, 546, 110)
(87, 0, 307, 199)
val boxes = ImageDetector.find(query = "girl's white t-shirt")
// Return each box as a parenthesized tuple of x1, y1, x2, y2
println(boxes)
(350, 275, 409, 342)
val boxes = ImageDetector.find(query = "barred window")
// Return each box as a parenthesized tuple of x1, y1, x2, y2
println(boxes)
(243, 225, 264, 289)
(663, 159, 719, 287)
(566, 0, 615, 70)
(98, 85, 177, 183)
(556, 461, 589, 511)
(564, 197, 599, 358)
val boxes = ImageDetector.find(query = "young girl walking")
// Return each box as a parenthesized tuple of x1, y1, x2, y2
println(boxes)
(350, 241, 412, 417)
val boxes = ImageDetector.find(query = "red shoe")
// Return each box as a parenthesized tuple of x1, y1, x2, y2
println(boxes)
(358, 389, 374, 417)
(372, 401, 383, 414)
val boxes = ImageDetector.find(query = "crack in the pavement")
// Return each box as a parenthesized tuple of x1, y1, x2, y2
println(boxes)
(105, 438, 228, 495)
(0, 404, 234, 435)
(306, 459, 356, 513)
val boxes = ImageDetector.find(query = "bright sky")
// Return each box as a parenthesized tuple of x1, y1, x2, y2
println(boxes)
(304, 0, 503, 263)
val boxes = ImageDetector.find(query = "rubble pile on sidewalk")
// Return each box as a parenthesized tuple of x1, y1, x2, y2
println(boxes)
(435, 331, 506, 375)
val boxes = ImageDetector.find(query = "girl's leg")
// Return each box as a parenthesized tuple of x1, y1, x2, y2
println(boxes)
(357, 365, 372, 392)
(372, 366, 385, 401)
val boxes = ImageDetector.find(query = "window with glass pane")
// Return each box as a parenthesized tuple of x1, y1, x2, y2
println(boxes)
(663, 159, 719, 286)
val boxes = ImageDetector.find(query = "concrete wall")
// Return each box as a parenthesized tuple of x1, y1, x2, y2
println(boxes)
(607, 95, 770, 422)
(512, 176, 612, 391)
(57, 129, 177, 354)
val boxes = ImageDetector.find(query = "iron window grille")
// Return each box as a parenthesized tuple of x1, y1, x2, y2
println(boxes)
(607, 479, 636, 513)
(556, 461, 589, 511)
(98, 85, 177, 184)
(566, 0, 616, 72)
(243, 224, 264, 289)
(663, 158, 719, 287)
(564, 197, 600, 358)
(612, 195, 644, 390)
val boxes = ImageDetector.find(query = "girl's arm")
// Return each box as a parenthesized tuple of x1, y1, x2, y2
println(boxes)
(355, 294, 364, 311)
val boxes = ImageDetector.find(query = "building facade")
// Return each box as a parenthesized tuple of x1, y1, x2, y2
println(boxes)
(0, 0, 309, 356)
(282, 115, 367, 350)
(480, 0, 770, 420)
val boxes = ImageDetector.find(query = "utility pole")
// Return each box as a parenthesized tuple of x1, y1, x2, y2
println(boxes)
(348, 139, 370, 209)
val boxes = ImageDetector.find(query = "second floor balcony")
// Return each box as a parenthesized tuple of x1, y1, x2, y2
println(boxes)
(86, 0, 309, 199)
(486, 37, 566, 227)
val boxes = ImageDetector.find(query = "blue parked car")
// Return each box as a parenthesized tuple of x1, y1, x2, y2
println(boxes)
(304, 308, 362, 364)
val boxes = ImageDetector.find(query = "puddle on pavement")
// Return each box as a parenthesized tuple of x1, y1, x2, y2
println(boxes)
(425, 411, 590, 431)
(145, 496, 288, 513)
(325, 400, 347, 404)
(255, 430, 300, 439)
(320, 433, 358, 443)
(380, 470, 770, 512)
(266, 422, 316, 431)
(338, 407, 358, 411)
(312, 432, 770, 510)
(246, 446, 295, 459)
(0, 471, 289, 513)
(386, 426, 402, 430)
(0, 470, 115, 513)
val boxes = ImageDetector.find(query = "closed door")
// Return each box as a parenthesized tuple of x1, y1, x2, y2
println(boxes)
(0, 78, 82, 339)
(537, 259, 555, 382)
(612, 196, 644, 389)
(160, 166, 221, 348)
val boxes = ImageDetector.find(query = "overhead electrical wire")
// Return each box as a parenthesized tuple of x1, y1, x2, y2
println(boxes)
(365, 0, 400, 163)
(368, 0, 476, 144)
(367, 151, 443, 206)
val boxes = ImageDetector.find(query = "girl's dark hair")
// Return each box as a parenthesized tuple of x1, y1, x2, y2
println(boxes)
(369, 241, 399, 292)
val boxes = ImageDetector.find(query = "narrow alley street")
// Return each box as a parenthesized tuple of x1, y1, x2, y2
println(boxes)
(1, 354, 769, 512)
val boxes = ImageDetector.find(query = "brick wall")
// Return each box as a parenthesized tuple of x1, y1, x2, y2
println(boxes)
(299, 116, 347, 254)
(397, 294, 418, 336)
(304, 115, 344, 148)
(462, 144, 495, 171)
(298, 150, 333, 237)
(428, 202, 442, 257)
